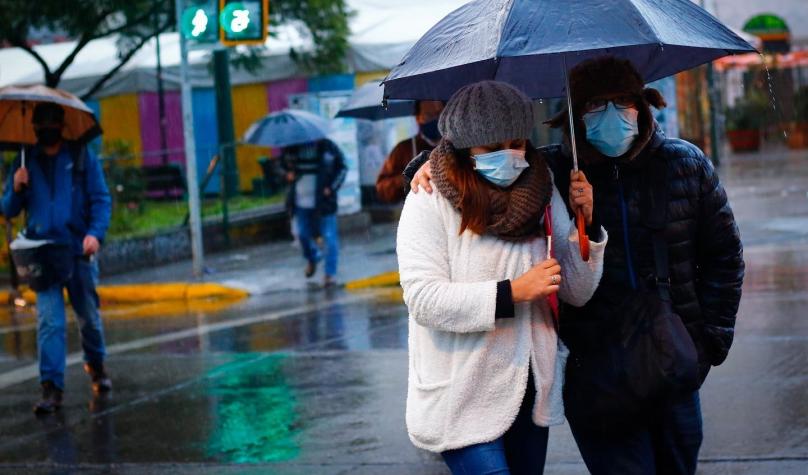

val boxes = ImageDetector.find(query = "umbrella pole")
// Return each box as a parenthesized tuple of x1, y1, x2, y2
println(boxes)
(20, 102, 26, 169)
(563, 56, 590, 261)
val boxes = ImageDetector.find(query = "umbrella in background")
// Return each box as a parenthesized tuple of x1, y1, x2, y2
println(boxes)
(383, 0, 756, 260)
(0, 85, 101, 151)
(243, 109, 332, 148)
(336, 80, 415, 120)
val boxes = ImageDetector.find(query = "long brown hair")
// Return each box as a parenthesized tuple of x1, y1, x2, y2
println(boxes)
(445, 145, 489, 235)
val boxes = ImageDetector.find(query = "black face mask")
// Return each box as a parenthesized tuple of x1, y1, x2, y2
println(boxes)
(35, 127, 62, 147)
(420, 118, 441, 142)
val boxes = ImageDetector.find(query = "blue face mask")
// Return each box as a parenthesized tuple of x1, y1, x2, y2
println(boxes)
(473, 149, 530, 188)
(583, 102, 639, 157)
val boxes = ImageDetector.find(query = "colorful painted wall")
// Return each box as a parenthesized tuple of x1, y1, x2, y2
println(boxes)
(90, 71, 391, 197)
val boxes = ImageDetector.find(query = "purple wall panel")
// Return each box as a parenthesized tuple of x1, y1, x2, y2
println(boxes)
(266, 78, 308, 112)
(138, 91, 185, 167)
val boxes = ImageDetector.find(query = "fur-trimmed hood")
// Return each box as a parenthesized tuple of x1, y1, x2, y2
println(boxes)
(545, 57, 667, 167)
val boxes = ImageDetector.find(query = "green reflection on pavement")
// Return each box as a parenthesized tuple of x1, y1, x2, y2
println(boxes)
(205, 354, 300, 462)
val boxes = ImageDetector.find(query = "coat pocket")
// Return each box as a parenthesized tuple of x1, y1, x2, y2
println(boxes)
(406, 369, 451, 447)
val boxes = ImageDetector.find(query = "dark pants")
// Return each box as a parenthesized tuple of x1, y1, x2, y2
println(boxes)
(569, 391, 703, 475)
(441, 373, 549, 475)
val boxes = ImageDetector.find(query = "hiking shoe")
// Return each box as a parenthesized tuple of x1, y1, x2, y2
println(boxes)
(33, 381, 63, 415)
(84, 362, 112, 394)
(305, 260, 318, 278)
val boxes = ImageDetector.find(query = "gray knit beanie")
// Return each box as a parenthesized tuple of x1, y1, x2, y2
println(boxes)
(438, 81, 534, 149)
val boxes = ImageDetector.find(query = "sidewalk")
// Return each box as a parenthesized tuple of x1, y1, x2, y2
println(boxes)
(106, 221, 401, 296)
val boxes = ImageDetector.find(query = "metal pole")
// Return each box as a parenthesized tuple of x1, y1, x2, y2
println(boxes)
(213, 48, 238, 198)
(701, 0, 721, 166)
(706, 63, 720, 166)
(155, 2, 168, 165)
(175, 0, 204, 277)
(563, 56, 580, 172)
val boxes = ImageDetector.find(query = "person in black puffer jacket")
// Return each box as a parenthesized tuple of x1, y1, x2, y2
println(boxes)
(404, 57, 744, 475)
(542, 57, 744, 475)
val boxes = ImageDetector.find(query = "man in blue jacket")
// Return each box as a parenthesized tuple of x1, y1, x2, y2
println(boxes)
(2, 102, 112, 414)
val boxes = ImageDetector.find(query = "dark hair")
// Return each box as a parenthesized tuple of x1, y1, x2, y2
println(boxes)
(414, 100, 445, 117)
(32, 102, 65, 125)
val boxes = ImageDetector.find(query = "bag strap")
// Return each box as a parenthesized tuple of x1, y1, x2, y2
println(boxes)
(645, 156, 671, 301)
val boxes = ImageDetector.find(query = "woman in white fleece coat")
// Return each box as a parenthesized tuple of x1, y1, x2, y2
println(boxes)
(396, 81, 607, 474)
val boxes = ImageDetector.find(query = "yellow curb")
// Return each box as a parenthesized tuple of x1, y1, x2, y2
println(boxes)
(0, 283, 249, 306)
(344, 271, 400, 290)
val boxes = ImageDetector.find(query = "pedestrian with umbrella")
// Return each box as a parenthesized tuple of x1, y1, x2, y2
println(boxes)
(244, 109, 347, 287)
(388, 0, 750, 473)
(0, 86, 112, 414)
(335, 80, 443, 204)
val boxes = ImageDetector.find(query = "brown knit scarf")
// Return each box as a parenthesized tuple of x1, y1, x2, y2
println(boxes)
(430, 139, 553, 242)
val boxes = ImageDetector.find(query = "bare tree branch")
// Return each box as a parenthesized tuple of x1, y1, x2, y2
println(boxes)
(51, 8, 117, 82)
(80, 19, 172, 101)
(7, 36, 52, 80)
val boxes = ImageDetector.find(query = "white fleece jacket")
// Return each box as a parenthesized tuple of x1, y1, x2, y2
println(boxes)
(396, 178, 607, 453)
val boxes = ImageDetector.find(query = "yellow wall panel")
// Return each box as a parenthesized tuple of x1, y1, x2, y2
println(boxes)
(99, 94, 142, 166)
(354, 71, 389, 87)
(232, 84, 270, 191)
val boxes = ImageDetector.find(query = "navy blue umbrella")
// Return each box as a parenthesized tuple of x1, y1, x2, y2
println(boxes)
(243, 109, 331, 148)
(383, 0, 756, 260)
(336, 80, 415, 120)
(383, 0, 755, 101)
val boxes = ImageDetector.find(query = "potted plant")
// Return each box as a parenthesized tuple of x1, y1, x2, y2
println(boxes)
(725, 93, 767, 152)
(787, 87, 808, 149)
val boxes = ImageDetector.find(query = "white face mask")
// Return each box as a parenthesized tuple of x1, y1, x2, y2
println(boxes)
(473, 149, 530, 187)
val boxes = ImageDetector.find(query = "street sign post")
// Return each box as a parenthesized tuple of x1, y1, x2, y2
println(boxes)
(175, 0, 206, 277)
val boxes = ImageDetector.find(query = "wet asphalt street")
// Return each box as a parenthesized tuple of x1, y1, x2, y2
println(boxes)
(0, 147, 806, 474)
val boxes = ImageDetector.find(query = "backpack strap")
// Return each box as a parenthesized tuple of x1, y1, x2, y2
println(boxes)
(645, 155, 671, 301)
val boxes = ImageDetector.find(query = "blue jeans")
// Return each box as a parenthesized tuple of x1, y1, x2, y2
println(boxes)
(295, 208, 339, 277)
(442, 374, 549, 475)
(570, 391, 703, 475)
(36, 258, 106, 390)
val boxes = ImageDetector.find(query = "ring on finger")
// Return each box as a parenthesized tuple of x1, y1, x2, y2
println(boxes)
(551, 274, 560, 285)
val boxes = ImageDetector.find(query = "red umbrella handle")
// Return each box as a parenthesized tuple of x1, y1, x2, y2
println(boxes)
(576, 208, 590, 262)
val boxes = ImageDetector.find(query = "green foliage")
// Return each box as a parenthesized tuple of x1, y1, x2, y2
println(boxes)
(107, 194, 285, 239)
(725, 93, 769, 131)
(793, 87, 808, 123)
(271, 0, 354, 74)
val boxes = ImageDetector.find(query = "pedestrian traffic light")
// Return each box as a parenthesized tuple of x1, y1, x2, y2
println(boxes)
(180, 1, 218, 43)
(219, 0, 269, 46)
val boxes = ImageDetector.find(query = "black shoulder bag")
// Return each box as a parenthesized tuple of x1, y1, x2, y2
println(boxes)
(10, 145, 86, 291)
(563, 156, 700, 425)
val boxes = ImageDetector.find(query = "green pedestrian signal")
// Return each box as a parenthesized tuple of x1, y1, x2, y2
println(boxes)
(219, 0, 268, 46)
(180, 2, 218, 43)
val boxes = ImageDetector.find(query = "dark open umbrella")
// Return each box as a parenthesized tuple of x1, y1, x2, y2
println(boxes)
(336, 80, 415, 120)
(383, 0, 756, 260)
(243, 109, 332, 148)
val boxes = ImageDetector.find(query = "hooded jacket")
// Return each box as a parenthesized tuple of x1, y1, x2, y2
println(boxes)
(2, 143, 111, 256)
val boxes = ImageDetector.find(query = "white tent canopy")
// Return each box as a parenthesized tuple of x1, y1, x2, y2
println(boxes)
(0, 0, 468, 98)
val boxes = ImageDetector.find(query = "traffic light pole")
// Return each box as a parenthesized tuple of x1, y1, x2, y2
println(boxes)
(175, 0, 205, 278)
